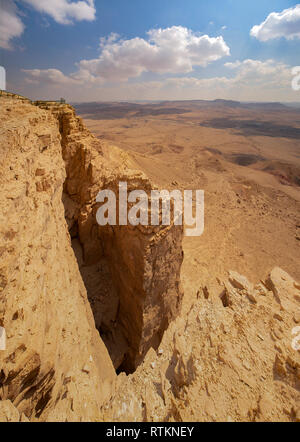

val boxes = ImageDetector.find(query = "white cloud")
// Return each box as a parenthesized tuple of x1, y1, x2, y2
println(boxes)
(162, 59, 290, 91)
(0, 0, 96, 50)
(22, 58, 295, 102)
(225, 58, 291, 86)
(22, 68, 80, 84)
(23, 26, 230, 84)
(224, 61, 242, 69)
(99, 32, 120, 48)
(76, 26, 230, 82)
(22, 0, 96, 25)
(152, 59, 292, 100)
(0, 0, 24, 49)
(250, 4, 300, 41)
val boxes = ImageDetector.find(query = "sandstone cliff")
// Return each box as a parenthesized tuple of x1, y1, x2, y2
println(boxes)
(0, 97, 183, 420)
(0, 99, 115, 421)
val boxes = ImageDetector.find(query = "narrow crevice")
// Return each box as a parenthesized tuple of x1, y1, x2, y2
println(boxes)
(55, 104, 184, 376)
(66, 217, 130, 373)
(220, 289, 230, 307)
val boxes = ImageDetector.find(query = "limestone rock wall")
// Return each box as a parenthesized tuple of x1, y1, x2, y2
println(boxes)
(100, 190, 183, 372)
(0, 99, 115, 421)
(41, 102, 184, 372)
(0, 98, 184, 421)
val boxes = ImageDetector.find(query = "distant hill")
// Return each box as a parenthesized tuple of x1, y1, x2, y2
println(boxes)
(73, 98, 300, 120)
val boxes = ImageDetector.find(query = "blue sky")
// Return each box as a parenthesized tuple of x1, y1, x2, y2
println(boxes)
(1, 0, 300, 101)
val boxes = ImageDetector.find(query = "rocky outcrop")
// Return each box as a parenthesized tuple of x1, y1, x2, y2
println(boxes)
(0, 400, 29, 422)
(0, 97, 184, 420)
(38, 102, 184, 372)
(0, 99, 116, 421)
(101, 268, 300, 422)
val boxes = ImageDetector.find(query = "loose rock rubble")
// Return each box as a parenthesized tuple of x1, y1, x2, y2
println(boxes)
(101, 269, 300, 422)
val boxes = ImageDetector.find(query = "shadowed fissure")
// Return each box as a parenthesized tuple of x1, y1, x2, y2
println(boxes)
(50, 103, 184, 376)
(63, 187, 183, 375)
(63, 196, 136, 374)
(72, 224, 120, 353)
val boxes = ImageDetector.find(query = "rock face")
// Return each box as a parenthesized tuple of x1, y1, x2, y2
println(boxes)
(0, 400, 29, 422)
(0, 98, 184, 419)
(39, 102, 184, 373)
(266, 267, 298, 311)
(0, 99, 115, 421)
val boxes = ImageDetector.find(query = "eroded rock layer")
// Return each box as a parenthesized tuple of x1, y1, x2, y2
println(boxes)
(39, 102, 184, 372)
(101, 268, 300, 422)
(0, 98, 184, 419)
(0, 99, 115, 421)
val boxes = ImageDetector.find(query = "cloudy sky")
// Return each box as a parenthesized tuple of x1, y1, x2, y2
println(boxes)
(1, 0, 300, 102)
